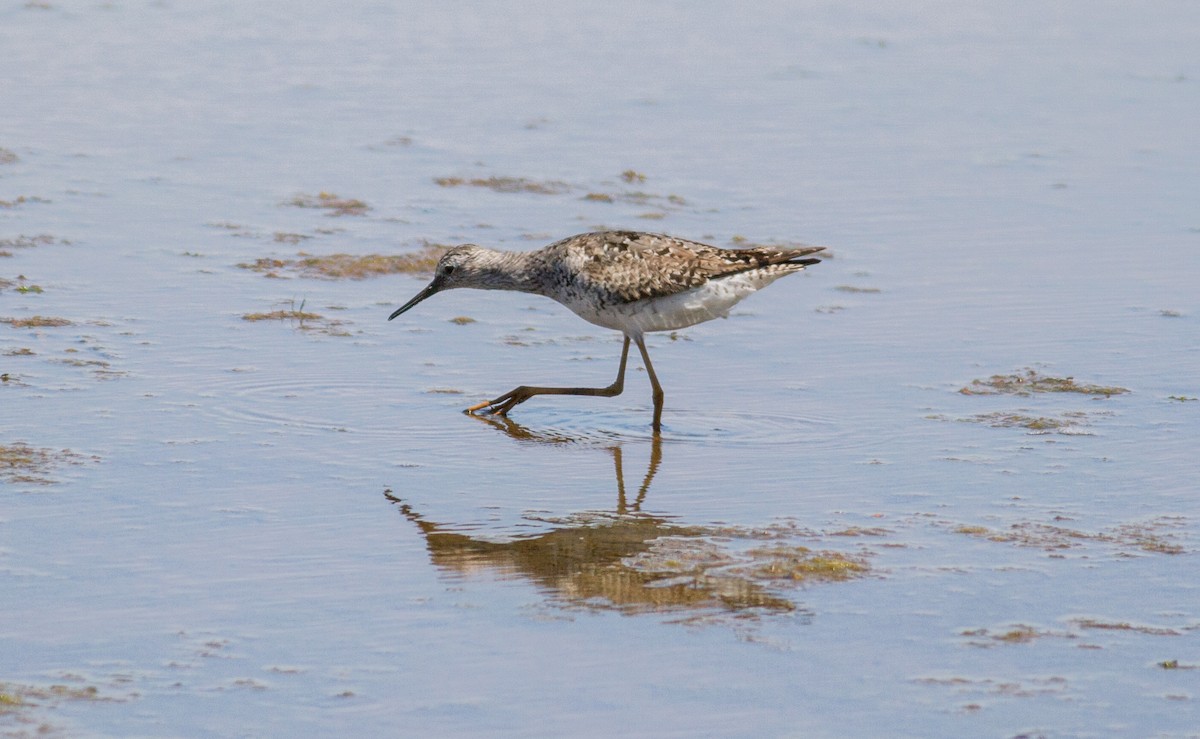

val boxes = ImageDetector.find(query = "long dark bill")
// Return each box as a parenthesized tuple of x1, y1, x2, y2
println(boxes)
(388, 279, 440, 320)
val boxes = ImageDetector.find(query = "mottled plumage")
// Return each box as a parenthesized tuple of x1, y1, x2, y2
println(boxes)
(548, 230, 822, 304)
(388, 231, 825, 430)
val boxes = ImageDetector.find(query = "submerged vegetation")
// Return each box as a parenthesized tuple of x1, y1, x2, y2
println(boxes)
(949, 517, 1185, 555)
(0, 443, 88, 485)
(1, 315, 72, 328)
(960, 368, 1129, 397)
(963, 411, 1091, 433)
(950, 369, 1128, 436)
(927, 410, 1099, 434)
(961, 616, 1187, 648)
(0, 679, 119, 734)
(960, 624, 1048, 645)
(242, 299, 350, 336)
(286, 191, 370, 216)
(0, 195, 51, 209)
(1, 234, 61, 257)
(238, 243, 447, 279)
(735, 545, 869, 582)
(433, 170, 691, 214)
(0, 275, 43, 293)
(434, 176, 569, 195)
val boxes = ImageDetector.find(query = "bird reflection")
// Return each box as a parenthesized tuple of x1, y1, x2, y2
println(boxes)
(467, 413, 661, 514)
(386, 417, 797, 617)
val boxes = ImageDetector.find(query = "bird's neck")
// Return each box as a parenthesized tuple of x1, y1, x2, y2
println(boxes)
(471, 249, 548, 294)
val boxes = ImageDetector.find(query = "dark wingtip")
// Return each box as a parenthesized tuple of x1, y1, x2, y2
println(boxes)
(789, 245, 827, 267)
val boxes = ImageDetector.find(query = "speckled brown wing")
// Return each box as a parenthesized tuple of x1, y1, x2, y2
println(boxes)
(558, 231, 824, 303)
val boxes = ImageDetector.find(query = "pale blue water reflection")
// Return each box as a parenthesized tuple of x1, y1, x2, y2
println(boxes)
(2, 0, 1198, 736)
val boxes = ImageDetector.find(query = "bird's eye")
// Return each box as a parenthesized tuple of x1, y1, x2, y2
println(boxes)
(443, 265, 456, 276)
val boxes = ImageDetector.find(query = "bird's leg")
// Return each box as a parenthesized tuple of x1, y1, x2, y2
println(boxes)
(466, 336, 631, 417)
(634, 337, 665, 432)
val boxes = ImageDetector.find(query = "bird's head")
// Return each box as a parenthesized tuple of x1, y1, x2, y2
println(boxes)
(387, 245, 485, 320)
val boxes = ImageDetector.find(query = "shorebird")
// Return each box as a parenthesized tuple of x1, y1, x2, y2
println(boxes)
(388, 230, 824, 431)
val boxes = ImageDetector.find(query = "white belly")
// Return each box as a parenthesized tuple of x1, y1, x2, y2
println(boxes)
(562, 271, 787, 336)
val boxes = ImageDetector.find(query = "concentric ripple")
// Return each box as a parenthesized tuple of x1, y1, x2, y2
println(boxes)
(482, 406, 848, 447)
(189, 375, 448, 438)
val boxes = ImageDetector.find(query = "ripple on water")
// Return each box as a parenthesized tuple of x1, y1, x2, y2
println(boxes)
(488, 407, 850, 448)
(191, 375, 459, 439)
(186, 374, 873, 452)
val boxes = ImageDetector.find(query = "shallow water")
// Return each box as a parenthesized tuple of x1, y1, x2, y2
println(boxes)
(2, 1, 1198, 736)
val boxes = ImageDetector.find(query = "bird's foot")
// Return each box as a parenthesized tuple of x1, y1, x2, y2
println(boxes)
(464, 387, 534, 417)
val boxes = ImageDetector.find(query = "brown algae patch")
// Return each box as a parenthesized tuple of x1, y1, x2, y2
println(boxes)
(961, 368, 1129, 397)
(53, 356, 127, 379)
(434, 176, 570, 195)
(286, 191, 370, 216)
(962, 411, 1091, 433)
(949, 517, 1185, 555)
(1, 234, 62, 254)
(734, 545, 869, 583)
(0, 682, 103, 709)
(432, 172, 693, 211)
(238, 243, 447, 279)
(242, 300, 349, 336)
(1, 315, 73, 328)
(1, 443, 88, 485)
(0, 679, 124, 733)
(986, 625, 1043, 644)
(828, 526, 891, 537)
(0, 195, 51, 209)
(582, 191, 687, 210)
(242, 307, 322, 321)
(961, 624, 1055, 646)
(1, 275, 44, 293)
(1070, 618, 1182, 636)
(205, 221, 259, 238)
(961, 617, 1193, 649)
(913, 675, 1069, 699)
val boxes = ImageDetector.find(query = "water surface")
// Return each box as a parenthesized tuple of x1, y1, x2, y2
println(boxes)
(2, 1, 1198, 736)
